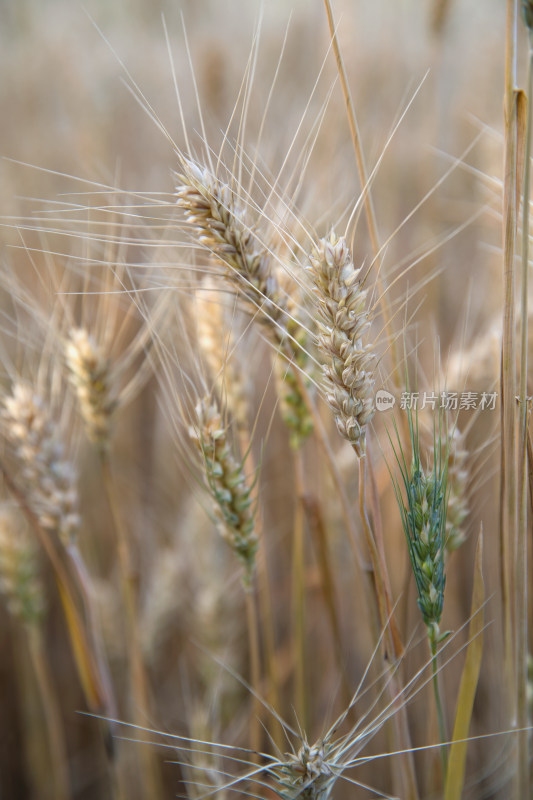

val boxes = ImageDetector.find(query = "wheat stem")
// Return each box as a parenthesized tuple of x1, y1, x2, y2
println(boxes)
(245, 587, 262, 761)
(100, 455, 164, 800)
(358, 454, 419, 800)
(27, 625, 72, 800)
(238, 431, 283, 752)
(292, 448, 308, 730)
(517, 11, 533, 794)
(301, 489, 352, 706)
(429, 629, 448, 777)
(501, 0, 519, 752)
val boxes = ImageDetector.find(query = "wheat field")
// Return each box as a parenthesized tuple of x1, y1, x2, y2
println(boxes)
(0, 2, 531, 799)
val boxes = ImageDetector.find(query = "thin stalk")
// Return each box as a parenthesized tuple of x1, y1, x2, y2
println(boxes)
(358, 453, 419, 800)
(429, 630, 448, 777)
(27, 625, 71, 800)
(294, 369, 361, 565)
(99, 455, 164, 800)
(501, 0, 518, 750)
(301, 490, 352, 705)
(358, 453, 403, 659)
(64, 544, 126, 798)
(292, 448, 307, 729)
(516, 28, 533, 798)
(290, 355, 402, 656)
(245, 587, 262, 760)
(296, 373, 393, 654)
(238, 429, 283, 751)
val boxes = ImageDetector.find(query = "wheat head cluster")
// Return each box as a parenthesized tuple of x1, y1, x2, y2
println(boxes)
(0, 1, 532, 799)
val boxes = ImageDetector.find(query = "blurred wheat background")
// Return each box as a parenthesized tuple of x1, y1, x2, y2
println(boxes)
(0, 1, 530, 799)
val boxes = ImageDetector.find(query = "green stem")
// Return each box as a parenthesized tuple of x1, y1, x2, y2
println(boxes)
(245, 587, 262, 760)
(429, 629, 448, 777)
(359, 454, 419, 800)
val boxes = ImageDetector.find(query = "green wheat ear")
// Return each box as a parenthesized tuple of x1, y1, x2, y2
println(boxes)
(388, 403, 451, 771)
(388, 406, 449, 644)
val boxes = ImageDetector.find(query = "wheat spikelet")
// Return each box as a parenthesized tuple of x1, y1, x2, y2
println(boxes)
(65, 327, 118, 451)
(309, 231, 375, 455)
(189, 396, 258, 589)
(0, 505, 44, 626)
(1, 383, 80, 547)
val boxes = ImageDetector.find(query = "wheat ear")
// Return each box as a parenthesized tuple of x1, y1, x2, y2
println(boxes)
(65, 328, 118, 452)
(390, 410, 448, 774)
(189, 395, 262, 755)
(308, 231, 375, 456)
(0, 383, 116, 732)
(177, 159, 287, 335)
(2, 383, 80, 547)
(189, 397, 258, 589)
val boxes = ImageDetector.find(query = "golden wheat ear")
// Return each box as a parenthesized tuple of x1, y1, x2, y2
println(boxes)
(189, 395, 258, 591)
(308, 230, 375, 457)
(64, 328, 118, 451)
(176, 158, 289, 337)
(1, 382, 80, 547)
